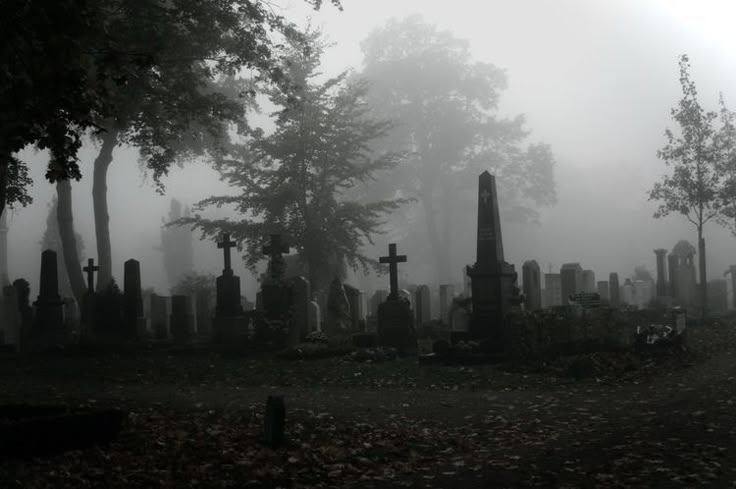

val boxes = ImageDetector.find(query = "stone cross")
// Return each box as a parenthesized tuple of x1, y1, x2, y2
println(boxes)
(217, 233, 237, 272)
(379, 243, 407, 300)
(83, 258, 99, 294)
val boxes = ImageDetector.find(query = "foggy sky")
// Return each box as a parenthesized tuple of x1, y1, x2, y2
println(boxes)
(8, 0, 736, 296)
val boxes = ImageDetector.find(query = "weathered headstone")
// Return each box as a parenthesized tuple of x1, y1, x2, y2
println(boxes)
(32, 250, 65, 349)
(464, 172, 517, 349)
(170, 295, 193, 343)
(343, 284, 364, 331)
(654, 248, 668, 297)
(195, 291, 212, 338)
(324, 277, 351, 336)
(288, 276, 310, 343)
(668, 253, 679, 300)
(708, 279, 728, 313)
(377, 244, 416, 353)
(215, 233, 244, 318)
(369, 290, 388, 317)
(150, 294, 170, 339)
(414, 285, 431, 329)
(545, 273, 562, 307)
(308, 300, 321, 332)
(622, 279, 635, 306)
(581, 269, 596, 293)
(13, 279, 32, 349)
(522, 260, 542, 311)
(260, 234, 293, 322)
(81, 258, 99, 331)
(609, 273, 620, 307)
(560, 263, 583, 305)
(123, 259, 146, 339)
(597, 281, 610, 303)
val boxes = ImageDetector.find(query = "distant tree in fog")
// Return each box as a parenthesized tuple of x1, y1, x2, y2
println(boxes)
(358, 15, 556, 285)
(649, 55, 723, 320)
(159, 199, 194, 290)
(177, 29, 404, 295)
(715, 97, 736, 242)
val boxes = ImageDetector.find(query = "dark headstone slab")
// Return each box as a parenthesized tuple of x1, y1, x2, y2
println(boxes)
(264, 396, 285, 448)
(0, 405, 124, 459)
(216, 271, 244, 318)
(150, 294, 170, 339)
(377, 299, 416, 354)
(195, 292, 212, 337)
(522, 260, 542, 311)
(33, 250, 65, 348)
(170, 295, 193, 343)
(123, 259, 145, 339)
(414, 285, 431, 329)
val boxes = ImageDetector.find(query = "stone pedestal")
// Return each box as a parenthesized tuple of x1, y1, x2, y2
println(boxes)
(377, 299, 416, 354)
(216, 271, 243, 318)
(213, 316, 250, 349)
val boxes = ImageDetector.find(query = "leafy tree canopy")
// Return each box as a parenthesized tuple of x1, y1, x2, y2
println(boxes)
(178, 29, 405, 293)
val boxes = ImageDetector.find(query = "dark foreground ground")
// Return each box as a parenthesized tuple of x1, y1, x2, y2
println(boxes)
(1, 325, 736, 488)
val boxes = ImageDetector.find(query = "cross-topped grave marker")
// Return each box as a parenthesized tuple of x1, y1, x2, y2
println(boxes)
(83, 258, 99, 294)
(379, 243, 407, 300)
(217, 233, 237, 273)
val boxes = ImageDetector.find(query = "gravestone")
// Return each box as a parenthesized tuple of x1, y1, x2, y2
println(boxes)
(668, 254, 679, 300)
(609, 273, 620, 307)
(376, 244, 416, 353)
(465, 172, 517, 349)
(622, 279, 635, 306)
(170, 295, 193, 343)
(195, 292, 212, 338)
(213, 233, 248, 345)
(414, 285, 431, 329)
(150, 294, 170, 339)
(81, 258, 99, 333)
(439, 284, 454, 324)
(654, 248, 669, 297)
(260, 234, 293, 322)
(581, 270, 596, 293)
(215, 233, 244, 318)
(544, 273, 562, 307)
(123, 259, 146, 339)
(308, 300, 321, 332)
(522, 260, 541, 311)
(13, 279, 33, 349)
(288, 276, 310, 343)
(343, 284, 364, 331)
(560, 263, 583, 305)
(324, 277, 351, 336)
(597, 281, 610, 303)
(708, 279, 728, 313)
(369, 290, 388, 317)
(32, 250, 65, 349)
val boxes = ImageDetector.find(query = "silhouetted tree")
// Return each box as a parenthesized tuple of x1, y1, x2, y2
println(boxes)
(649, 55, 723, 320)
(359, 15, 556, 284)
(40, 194, 85, 300)
(178, 30, 404, 294)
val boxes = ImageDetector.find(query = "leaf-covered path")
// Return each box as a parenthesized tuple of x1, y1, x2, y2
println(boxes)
(1, 328, 736, 488)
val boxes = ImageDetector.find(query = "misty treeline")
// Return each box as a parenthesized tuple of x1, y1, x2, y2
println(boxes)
(650, 54, 736, 319)
(2, 2, 555, 299)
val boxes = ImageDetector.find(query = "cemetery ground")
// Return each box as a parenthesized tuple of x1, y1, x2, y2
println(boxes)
(1, 323, 736, 488)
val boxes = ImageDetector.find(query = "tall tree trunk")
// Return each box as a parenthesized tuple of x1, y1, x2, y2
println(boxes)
(56, 179, 86, 306)
(92, 129, 119, 291)
(699, 233, 707, 322)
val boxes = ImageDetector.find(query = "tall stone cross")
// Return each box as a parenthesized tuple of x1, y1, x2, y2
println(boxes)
(379, 243, 407, 300)
(263, 234, 290, 282)
(217, 233, 237, 272)
(83, 258, 99, 294)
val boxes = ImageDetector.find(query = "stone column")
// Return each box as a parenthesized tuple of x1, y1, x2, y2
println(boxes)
(654, 249, 668, 297)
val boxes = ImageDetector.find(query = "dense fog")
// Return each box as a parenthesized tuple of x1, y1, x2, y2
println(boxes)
(6, 0, 736, 298)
